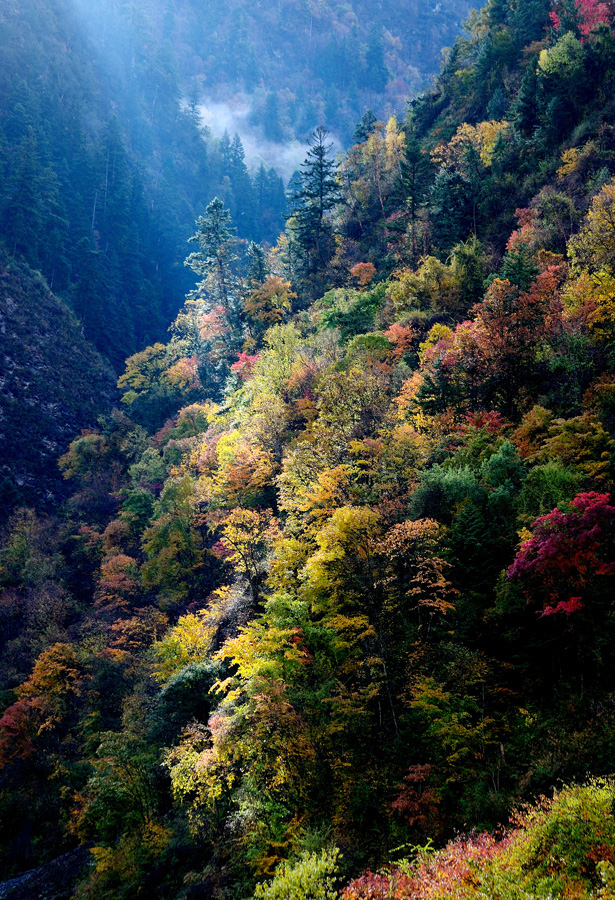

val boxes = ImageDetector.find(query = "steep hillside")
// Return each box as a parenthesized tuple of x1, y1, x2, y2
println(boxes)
(0, 252, 115, 511)
(0, 0, 472, 376)
(2, 0, 615, 897)
(0, 0, 287, 370)
(166, 0, 473, 141)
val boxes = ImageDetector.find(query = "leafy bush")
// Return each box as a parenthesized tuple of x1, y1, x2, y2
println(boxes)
(253, 848, 342, 900)
(343, 780, 615, 900)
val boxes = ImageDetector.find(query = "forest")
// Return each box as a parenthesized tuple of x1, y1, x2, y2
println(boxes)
(0, 0, 471, 510)
(2, 0, 615, 897)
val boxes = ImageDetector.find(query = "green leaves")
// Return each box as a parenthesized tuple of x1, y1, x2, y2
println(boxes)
(253, 848, 342, 900)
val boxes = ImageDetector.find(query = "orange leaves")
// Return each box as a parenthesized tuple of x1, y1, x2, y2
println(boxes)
(0, 643, 86, 763)
(18, 642, 83, 705)
(406, 833, 502, 899)
(416, 266, 566, 418)
(109, 607, 168, 658)
(474, 265, 564, 354)
(378, 519, 456, 628)
(163, 355, 201, 392)
(379, 516, 440, 558)
(512, 405, 554, 459)
(350, 262, 376, 288)
(384, 322, 416, 361)
(94, 553, 141, 616)
(244, 275, 296, 326)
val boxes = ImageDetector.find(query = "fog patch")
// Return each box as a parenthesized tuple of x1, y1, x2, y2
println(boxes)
(196, 95, 342, 183)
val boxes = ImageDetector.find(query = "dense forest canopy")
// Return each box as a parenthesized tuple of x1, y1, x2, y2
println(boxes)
(68, 0, 473, 143)
(0, 0, 471, 371)
(3, 0, 615, 897)
(0, 0, 473, 508)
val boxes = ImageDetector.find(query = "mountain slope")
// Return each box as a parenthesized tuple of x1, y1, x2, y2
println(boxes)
(4, 0, 615, 897)
(167, 0, 473, 141)
(0, 252, 116, 510)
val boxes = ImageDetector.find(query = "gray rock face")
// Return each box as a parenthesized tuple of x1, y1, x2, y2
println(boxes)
(0, 846, 91, 900)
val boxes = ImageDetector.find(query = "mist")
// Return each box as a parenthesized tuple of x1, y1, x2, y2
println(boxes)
(65, 0, 343, 184)
(196, 95, 343, 183)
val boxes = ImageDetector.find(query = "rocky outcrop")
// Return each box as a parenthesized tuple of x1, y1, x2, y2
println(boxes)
(0, 846, 91, 900)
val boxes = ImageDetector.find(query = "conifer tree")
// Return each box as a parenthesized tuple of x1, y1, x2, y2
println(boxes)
(353, 108, 378, 143)
(184, 197, 239, 316)
(290, 126, 340, 278)
(399, 127, 431, 263)
(247, 241, 268, 284)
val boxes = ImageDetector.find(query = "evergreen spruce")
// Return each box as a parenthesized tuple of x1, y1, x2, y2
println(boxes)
(290, 126, 340, 278)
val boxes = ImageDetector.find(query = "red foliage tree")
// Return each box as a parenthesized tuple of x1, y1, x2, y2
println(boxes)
(391, 764, 440, 831)
(230, 351, 260, 381)
(420, 267, 565, 417)
(508, 492, 615, 616)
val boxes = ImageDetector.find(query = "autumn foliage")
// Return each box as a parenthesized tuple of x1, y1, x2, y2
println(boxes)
(508, 491, 615, 615)
(4, 1, 615, 895)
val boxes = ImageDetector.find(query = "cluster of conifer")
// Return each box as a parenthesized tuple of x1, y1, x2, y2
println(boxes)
(0, 0, 472, 380)
(0, 0, 286, 371)
(145, 0, 472, 144)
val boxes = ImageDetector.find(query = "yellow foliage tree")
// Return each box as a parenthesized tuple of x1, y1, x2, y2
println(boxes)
(432, 120, 510, 173)
(566, 179, 615, 343)
(217, 508, 280, 602)
(388, 258, 460, 315)
(245, 275, 297, 328)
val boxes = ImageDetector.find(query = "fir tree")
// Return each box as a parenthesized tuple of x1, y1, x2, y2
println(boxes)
(247, 241, 268, 284)
(353, 108, 378, 143)
(399, 127, 431, 263)
(290, 126, 340, 278)
(184, 197, 239, 315)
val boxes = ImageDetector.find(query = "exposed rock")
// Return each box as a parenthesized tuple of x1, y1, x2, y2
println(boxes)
(0, 846, 91, 900)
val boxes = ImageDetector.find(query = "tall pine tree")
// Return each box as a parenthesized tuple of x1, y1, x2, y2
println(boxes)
(290, 126, 340, 281)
